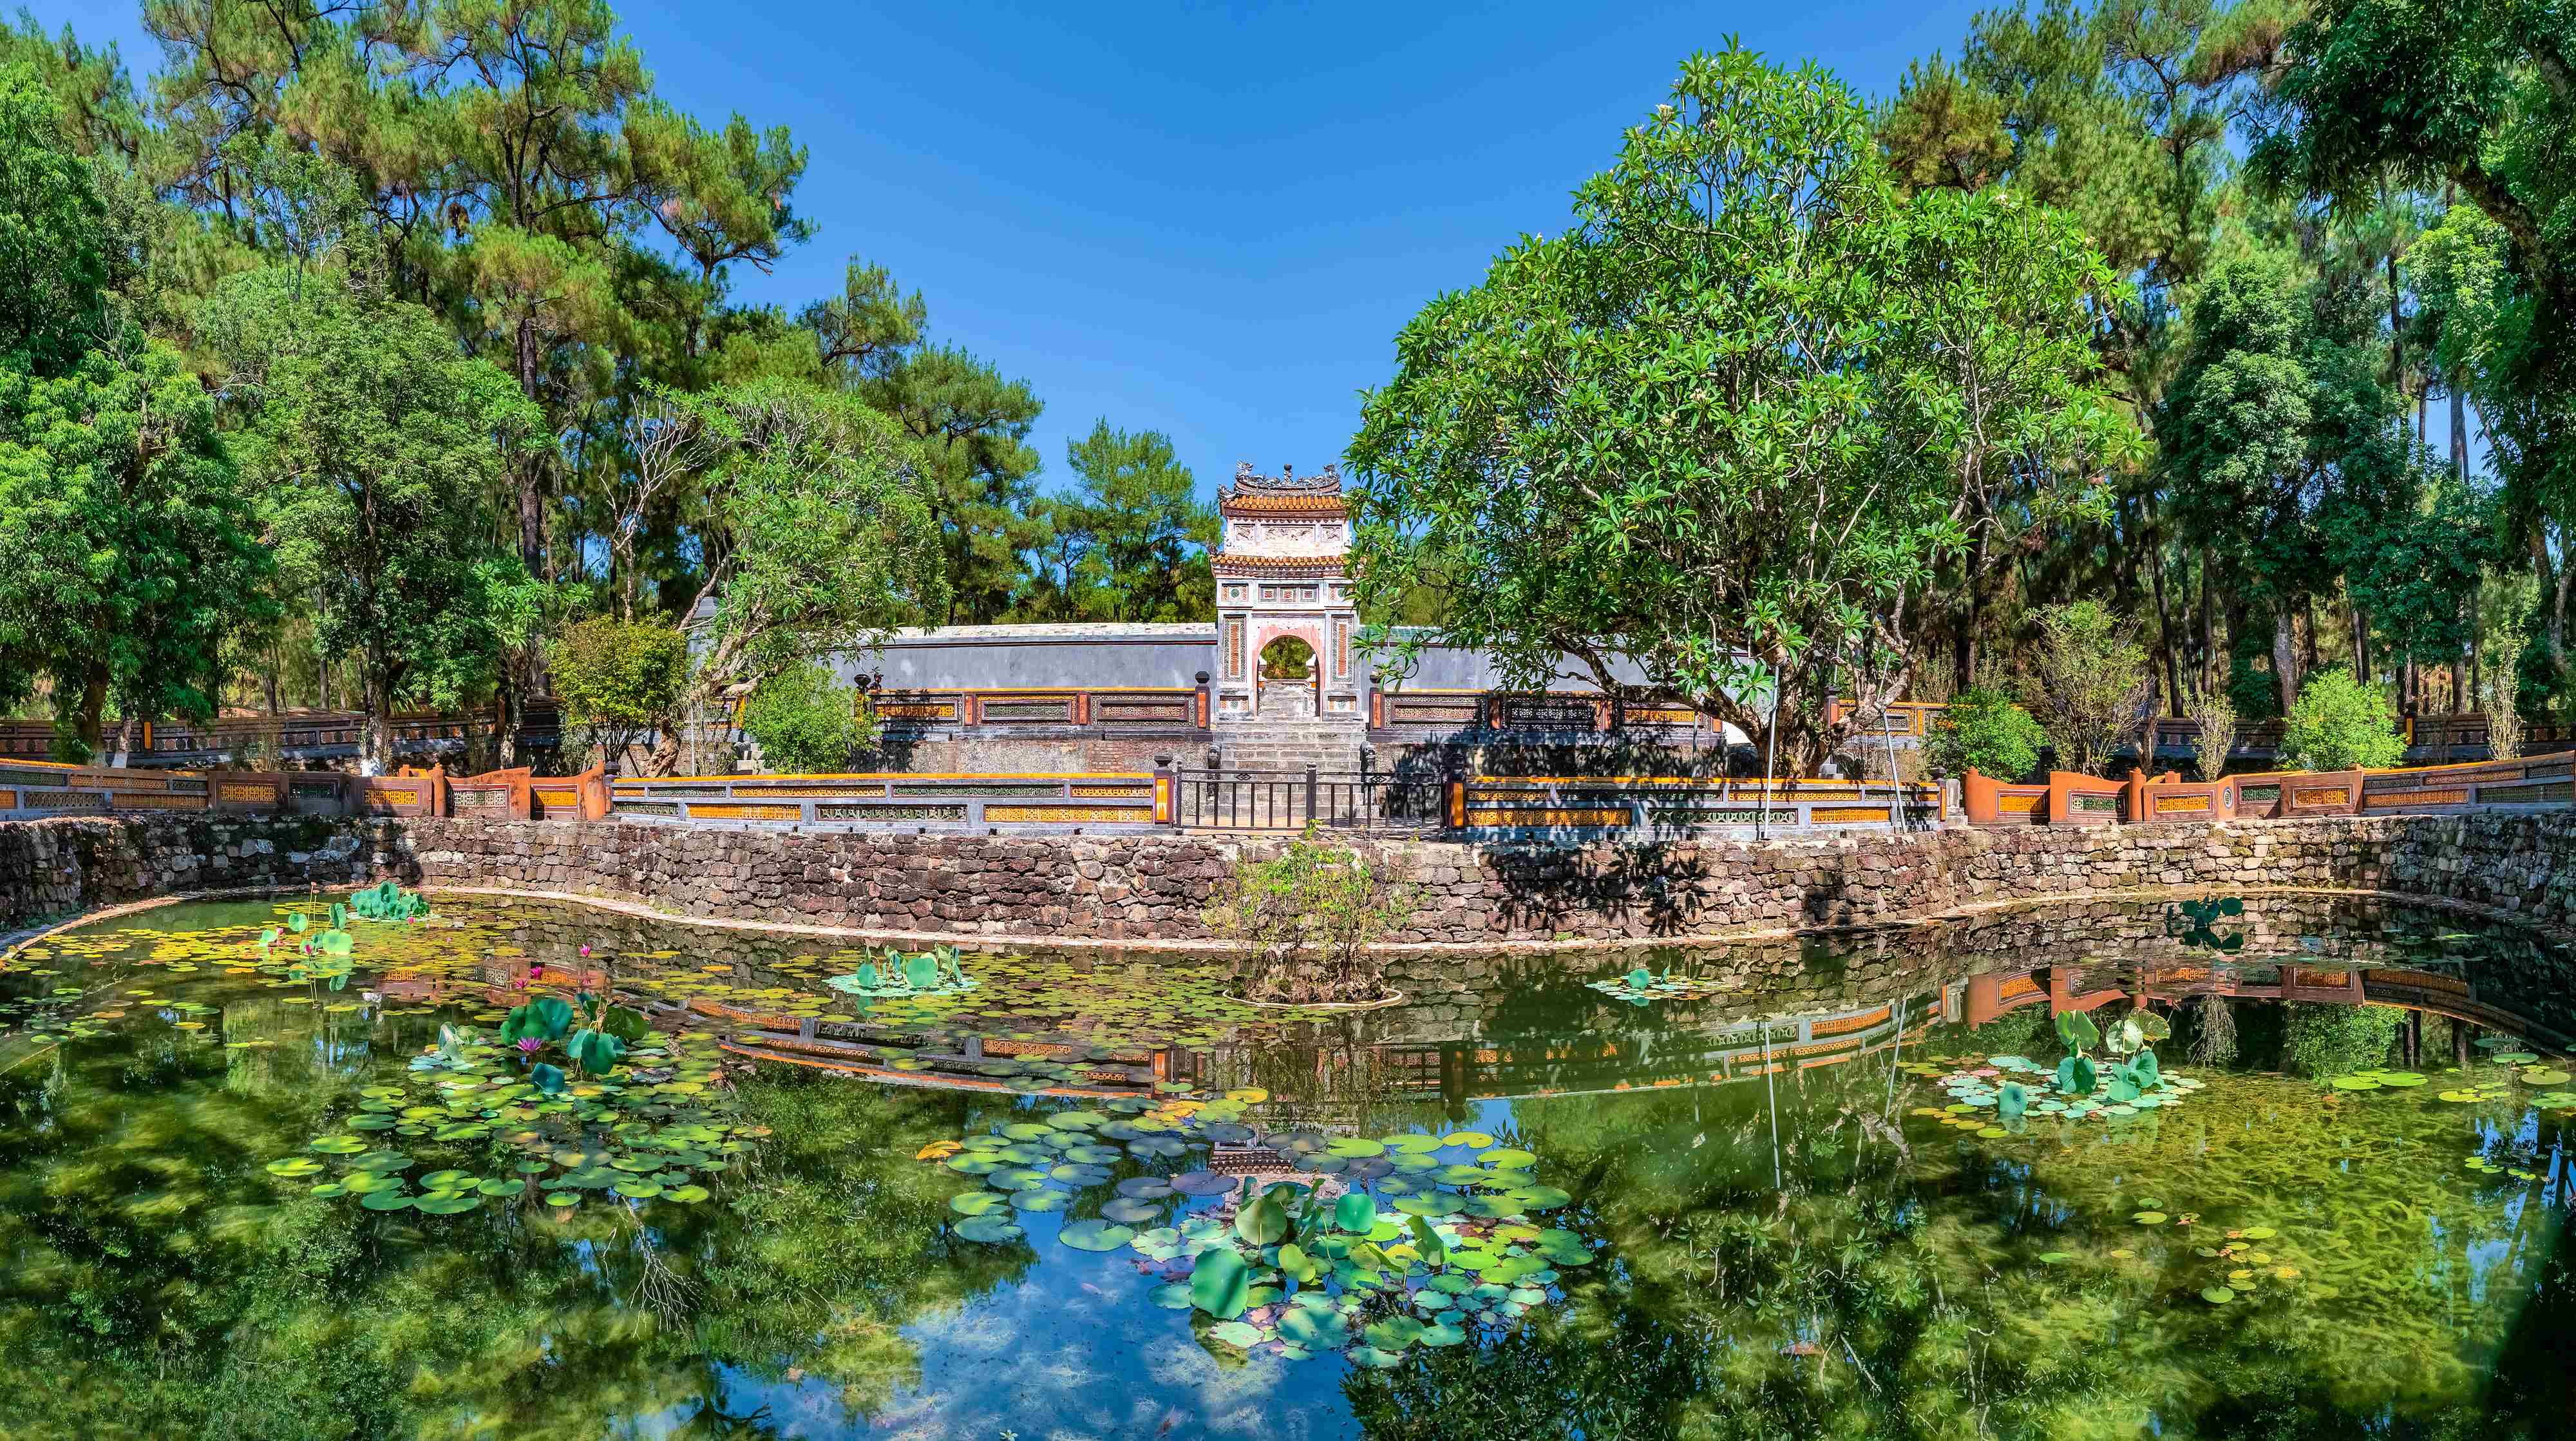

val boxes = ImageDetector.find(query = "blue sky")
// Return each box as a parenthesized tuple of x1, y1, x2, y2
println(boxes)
(32, 1, 1986, 499)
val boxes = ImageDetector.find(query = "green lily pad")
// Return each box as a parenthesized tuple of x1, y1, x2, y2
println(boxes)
(2202, 1286, 2236, 1304)
(663, 1183, 711, 1203)
(1060, 1219, 1135, 1251)
(1207, 1320, 1264, 1349)
(953, 1213, 1026, 1243)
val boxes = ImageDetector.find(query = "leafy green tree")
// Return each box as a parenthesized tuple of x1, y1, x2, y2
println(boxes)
(660, 377, 948, 773)
(549, 616, 686, 767)
(740, 662, 871, 774)
(2023, 599, 2153, 774)
(2276, 666, 2407, 770)
(2160, 246, 2423, 712)
(2252, 0, 2576, 689)
(0, 326, 272, 758)
(0, 64, 106, 372)
(1922, 685, 2048, 780)
(855, 345, 1046, 624)
(1018, 421, 1215, 622)
(1886, 185, 2144, 684)
(1350, 46, 2123, 773)
(0, 74, 268, 756)
(225, 275, 538, 769)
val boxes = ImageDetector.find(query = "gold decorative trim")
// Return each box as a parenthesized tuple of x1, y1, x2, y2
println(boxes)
(1809, 805, 1899, 823)
(983, 804, 1154, 823)
(687, 802, 803, 821)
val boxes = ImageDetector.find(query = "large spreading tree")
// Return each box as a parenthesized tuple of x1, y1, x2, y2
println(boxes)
(215, 267, 540, 770)
(1348, 46, 2131, 773)
(0, 66, 269, 758)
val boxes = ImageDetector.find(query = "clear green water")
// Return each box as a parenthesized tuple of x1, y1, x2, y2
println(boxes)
(0, 891, 2568, 1440)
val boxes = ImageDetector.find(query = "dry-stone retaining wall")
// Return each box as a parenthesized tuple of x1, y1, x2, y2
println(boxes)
(6, 810, 2576, 944)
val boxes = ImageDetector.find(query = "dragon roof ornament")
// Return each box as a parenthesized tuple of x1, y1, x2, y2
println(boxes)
(1225, 461, 1342, 499)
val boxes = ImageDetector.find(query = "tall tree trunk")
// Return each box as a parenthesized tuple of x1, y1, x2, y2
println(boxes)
(2301, 595, 2320, 678)
(2350, 598, 2370, 685)
(2451, 385, 2470, 480)
(1954, 513, 1990, 690)
(2151, 539, 2183, 715)
(76, 664, 108, 760)
(2387, 253, 2410, 421)
(2273, 606, 2302, 714)
(363, 658, 395, 775)
(2199, 551, 2218, 702)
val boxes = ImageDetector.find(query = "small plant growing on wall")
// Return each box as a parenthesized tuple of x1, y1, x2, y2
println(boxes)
(1202, 828, 1414, 1004)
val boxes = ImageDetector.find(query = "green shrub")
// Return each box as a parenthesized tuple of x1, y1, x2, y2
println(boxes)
(2277, 667, 2405, 772)
(550, 618, 686, 762)
(2023, 600, 2151, 775)
(2282, 1002, 2403, 1080)
(1202, 829, 1414, 1003)
(1922, 685, 2046, 781)
(740, 663, 873, 774)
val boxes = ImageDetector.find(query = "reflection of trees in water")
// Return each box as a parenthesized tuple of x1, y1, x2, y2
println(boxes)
(1369, 1020, 2576, 1441)
(0, 1056, 1031, 1439)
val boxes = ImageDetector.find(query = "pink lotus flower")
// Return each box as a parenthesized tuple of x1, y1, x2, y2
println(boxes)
(516, 1036, 542, 1056)
(578, 946, 591, 958)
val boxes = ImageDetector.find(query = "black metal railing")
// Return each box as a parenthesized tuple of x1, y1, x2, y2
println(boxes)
(1174, 765, 1445, 832)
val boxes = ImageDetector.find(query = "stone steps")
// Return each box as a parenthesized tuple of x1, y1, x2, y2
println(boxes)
(1208, 720, 1370, 772)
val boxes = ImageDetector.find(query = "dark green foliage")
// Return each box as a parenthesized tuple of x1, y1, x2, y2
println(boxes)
(549, 616, 686, 743)
(1921, 684, 2047, 779)
(740, 662, 871, 775)
(2278, 668, 2407, 771)
(1349, 46, 2128, 776)
(1014, 421, 1215, 622)
(2282, 1001, 2406, 1080)
(0, 64, 104, 372)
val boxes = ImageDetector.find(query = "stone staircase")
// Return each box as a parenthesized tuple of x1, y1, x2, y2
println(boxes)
(1208, 717, 1370, 773)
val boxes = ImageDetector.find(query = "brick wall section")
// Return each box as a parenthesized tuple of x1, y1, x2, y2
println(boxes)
(8, 811, 2576, 942)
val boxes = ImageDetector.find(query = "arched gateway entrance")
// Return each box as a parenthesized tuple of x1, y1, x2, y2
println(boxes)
(1257, 635, 1320, 718)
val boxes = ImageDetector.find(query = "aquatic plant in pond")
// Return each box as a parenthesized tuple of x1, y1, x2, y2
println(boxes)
(1586, 964, 1734, 1005)
(918, 1086, 1598, 1368)
(346, 877, 433, 922)
(1910, 1006, 2202, 1127)
(824, 942, 978, 998)
(2171, 894, 2245, 951)
(1, 892, 2571, 1438)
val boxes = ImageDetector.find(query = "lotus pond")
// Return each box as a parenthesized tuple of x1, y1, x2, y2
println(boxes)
(0, 890, 2570, 1440)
